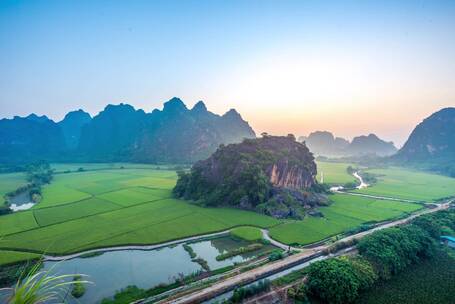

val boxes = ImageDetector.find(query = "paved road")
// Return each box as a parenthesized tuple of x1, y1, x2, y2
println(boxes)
(161, 201, 452, 304)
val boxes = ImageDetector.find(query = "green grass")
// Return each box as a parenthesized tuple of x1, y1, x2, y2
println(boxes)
(33, 197, 120, 226)
(0, 250, 41, 265)
(356, 249, 455, 304)
(269, 193, 422, 245)
(98, 188, 172, 207)
(316, 161, 356, 185)
(50, 162, 162, 173)
(353, 167, 455, 201)
(0, 211, 39, 235)
(0, 172, 28, 204)
(0, 164, 438, 263)
(0, 168, 279, 257)
(231, 226, 263, 241)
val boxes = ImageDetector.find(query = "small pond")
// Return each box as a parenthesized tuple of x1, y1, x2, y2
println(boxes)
(8, 190, 35, 211)
(39, 236, 274, 303)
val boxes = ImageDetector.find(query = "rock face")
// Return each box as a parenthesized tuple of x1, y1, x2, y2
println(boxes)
(397, 108, 455, 160)
(300, 131, 397, 157)
(0, 98, 255, 164)
(0, 115, 66, 163)
(58, 109, 91, 150)
(395, 107, 455, 176)
(174, 135, 327, 219)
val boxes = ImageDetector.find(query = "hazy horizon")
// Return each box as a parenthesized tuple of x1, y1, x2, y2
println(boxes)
(1, 0, 455, 146)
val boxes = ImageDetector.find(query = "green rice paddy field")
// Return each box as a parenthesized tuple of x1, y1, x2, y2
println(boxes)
(353, 167, 455, 202)
(0, 162, 454, 265)
(316, 161, 356, 184)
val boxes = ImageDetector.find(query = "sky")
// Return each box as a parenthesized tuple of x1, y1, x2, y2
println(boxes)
(1, 0, 454, 147)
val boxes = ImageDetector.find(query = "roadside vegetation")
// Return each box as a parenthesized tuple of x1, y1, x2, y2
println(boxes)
(269, 193, 421, 245)
(286, 209, 455, 304)
(216, 243, 264, 261)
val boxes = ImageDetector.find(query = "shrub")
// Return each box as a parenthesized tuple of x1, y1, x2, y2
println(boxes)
(71, 275, 86, 298)
(216, 243, 263, 261)
(306, 257, 374, 304)
(268, 250, 284, 261)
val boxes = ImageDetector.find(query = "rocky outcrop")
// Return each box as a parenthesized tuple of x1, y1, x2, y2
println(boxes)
(174, 135, 327, 219)
(269, 163, 315, 189)
(394, 107, 455, 176)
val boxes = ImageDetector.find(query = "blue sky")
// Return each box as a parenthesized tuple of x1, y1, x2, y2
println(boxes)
(1, 0, 454, 146)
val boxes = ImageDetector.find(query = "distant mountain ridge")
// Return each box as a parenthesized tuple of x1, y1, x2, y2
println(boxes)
(299, 131, 397, 157)
(395, 107, 455, 176)
(0, 98, 256, 164)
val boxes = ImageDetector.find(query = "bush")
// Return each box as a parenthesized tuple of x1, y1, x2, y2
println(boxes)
(230, 280, 271, 303)
(216, 243, 263, 261)
(71, 275, 86, 298)
(268, 250, 284, 261)
(183, 244, 196, 259)
(357, 225, 434, 279)
(306, 257, 375, 304)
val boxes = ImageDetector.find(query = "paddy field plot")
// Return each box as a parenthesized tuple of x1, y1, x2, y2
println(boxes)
(0, 164, 436, 264)
(269, 193, 422, 245)
(0, 172, 28, 203)
(0, 168, 279, 257)
(353, 167, 455, 202)
(316, 161, 356, 185)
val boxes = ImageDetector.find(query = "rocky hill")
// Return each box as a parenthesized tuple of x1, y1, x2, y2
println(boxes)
(395, 107, 455, 176)
(300, 131, 397, 157)
(349, 134, 397, 156)
(173, 135, 328, 219)
(0, 98, 256, 164)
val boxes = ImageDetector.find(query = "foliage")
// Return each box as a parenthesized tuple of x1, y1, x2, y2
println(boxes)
(216, 243, 264, 261)
(174, 136, 321, 218)
(71, 275, 86, 298)
(1, 262, 89, 304)
(101, 285, 145, 304)
(306, 256, 375, 304)
(228, 280, 271, 303)
(25, 162, 54, 185)
(357, 225, 435, 279)
(305, 210, 454, 304)
(356, 249, 455, 304)
(192, 258, 210, 272)
(183, 244, 196, 259)
(287, 284, 309, 303)
(268, 250, 284, 261)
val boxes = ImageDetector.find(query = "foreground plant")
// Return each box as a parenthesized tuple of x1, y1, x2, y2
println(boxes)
(0, 261, 90, 304)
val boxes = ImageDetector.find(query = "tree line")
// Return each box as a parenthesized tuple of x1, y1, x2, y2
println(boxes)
(288, 209, 455, 304)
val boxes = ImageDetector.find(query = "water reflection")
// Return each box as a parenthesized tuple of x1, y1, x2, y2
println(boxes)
(39, 236, 272, 303)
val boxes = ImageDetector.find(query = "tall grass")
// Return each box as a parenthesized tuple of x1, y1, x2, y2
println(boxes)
(0, 260, 90, 304)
